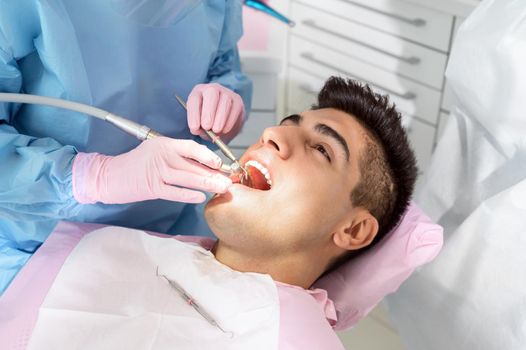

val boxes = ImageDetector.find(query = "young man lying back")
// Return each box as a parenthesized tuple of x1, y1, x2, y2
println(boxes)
(8, 77, 417, 350)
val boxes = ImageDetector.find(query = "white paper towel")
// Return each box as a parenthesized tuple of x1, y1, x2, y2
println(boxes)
(27, 227, 280, 350)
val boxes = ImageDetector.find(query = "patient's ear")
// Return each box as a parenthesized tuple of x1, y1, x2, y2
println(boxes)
(333, 208, 379, 251)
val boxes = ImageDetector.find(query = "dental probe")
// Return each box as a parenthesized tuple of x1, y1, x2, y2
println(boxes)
(156, 267, 232, 337)
(173, 94, 245, 176)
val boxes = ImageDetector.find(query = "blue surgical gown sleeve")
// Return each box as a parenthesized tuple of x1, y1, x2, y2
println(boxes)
(0, 0, 252, 295)
(207, 0, 253, 115)
(0, 3, 80, 220)
(0, 2, 82, 292)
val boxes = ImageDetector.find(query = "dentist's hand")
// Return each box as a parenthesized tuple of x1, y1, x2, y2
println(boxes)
(72, 137, 232, 204)
(187, 83, 245, 142)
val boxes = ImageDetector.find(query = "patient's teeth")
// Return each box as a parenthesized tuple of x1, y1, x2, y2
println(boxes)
(245, 160, 272, 187)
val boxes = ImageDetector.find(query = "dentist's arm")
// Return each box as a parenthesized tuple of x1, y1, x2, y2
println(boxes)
(0, 3, 83, 222)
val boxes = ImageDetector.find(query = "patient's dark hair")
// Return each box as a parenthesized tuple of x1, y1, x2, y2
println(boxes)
(313, 76, 417, 255)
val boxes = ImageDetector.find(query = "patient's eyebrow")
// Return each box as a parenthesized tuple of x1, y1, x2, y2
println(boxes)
(280, 114, 302, 125)
(315, 123, 350, 162)
(280, 114, 350, 162)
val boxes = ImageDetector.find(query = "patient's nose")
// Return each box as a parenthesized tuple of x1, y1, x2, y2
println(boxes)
(261, 126, 292, 159)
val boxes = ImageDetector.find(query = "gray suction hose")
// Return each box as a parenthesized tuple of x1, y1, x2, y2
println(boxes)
(0, 93, 160, 140)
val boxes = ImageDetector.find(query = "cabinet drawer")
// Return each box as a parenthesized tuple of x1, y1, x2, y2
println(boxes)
(287, 67, 325, 112)
(229, 111, 276, 148)
(289, 36, 441, 124)
(291, 2, 447, 89)
(295, 0, 453, 51)
(402, 115, 435, 172)
(246, 72, 278, 111)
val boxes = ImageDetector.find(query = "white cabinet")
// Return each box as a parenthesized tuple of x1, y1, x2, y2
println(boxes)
(229, 54, 282, 156)
(296, 0, 454, 51)
(283, 0, 476, 175)
(402, 115, 435, 173)
(291, 2, 448, 89)
(289, 35, 442, 125)
(286, 67, 324, 111)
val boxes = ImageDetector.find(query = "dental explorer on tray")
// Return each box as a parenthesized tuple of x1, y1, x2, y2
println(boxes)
(156, 266, 233, 337)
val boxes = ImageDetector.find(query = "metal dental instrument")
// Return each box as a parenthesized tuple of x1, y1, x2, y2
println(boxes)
(174, 94, 246, 176)
(0, 93, 161, 141)
(0, 92, 245, 176)
(156, 267, 233, 337)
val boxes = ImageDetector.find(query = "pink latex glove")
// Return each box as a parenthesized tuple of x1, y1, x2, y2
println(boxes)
(72, 137, 232, 204)
(187, 83, 245, 142)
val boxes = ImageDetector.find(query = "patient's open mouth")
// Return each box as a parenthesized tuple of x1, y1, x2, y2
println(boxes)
(240, 160, 272, 191)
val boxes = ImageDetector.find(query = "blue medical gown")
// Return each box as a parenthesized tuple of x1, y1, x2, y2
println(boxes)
(0, 0, 252, 293)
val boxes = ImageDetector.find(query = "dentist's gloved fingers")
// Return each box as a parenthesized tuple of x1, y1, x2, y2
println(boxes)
(159, 184, 207, 203)
(212, 93, 233, 133)
(223, 94, 244, 134)
(177, 159, 232, 187)
(186, 89, 203, 136)
(186, 83, 245, 141)
(168, 157, 224, 178)
(73, 136, 231, 205)
(168, 139, 222, 170)
(163, 170, 231, 194)
(200, 86, 220, 130)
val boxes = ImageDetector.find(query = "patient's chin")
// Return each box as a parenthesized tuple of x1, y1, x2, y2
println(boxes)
(205, 191, 234, 213)
(204, 206, 239, 243)
(204, 197, 233, 232)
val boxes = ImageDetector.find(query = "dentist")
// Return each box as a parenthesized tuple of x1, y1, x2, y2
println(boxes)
(0, 0, 251, 293)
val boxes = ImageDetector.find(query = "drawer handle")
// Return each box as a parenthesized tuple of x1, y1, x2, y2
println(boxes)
(340, 0, 427, 27)
(299, 83, 319, 96)
(300, 52, 417, 100)
(302, 19, 421, 65)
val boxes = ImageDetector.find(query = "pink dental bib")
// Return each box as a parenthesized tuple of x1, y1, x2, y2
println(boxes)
(0, 222, 346, 349)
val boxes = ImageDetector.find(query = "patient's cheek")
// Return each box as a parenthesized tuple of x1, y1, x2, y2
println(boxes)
(206, 192, 233, 211)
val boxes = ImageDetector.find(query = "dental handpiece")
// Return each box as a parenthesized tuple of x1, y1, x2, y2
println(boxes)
(173, 95, 245, 176)
(0, 93, 244, 176)
(0, 92, 161, 140)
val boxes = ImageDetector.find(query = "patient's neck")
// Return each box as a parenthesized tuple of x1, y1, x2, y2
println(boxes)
(212, 241, 330, 289)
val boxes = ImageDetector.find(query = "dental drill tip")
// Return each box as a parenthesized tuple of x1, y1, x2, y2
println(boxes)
(230, 162, 240, 172)
(220, 163, 232, 173)
(231, 162, 247, 176)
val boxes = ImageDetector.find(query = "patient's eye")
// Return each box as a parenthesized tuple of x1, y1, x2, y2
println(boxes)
(314, 144, 331, 162)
